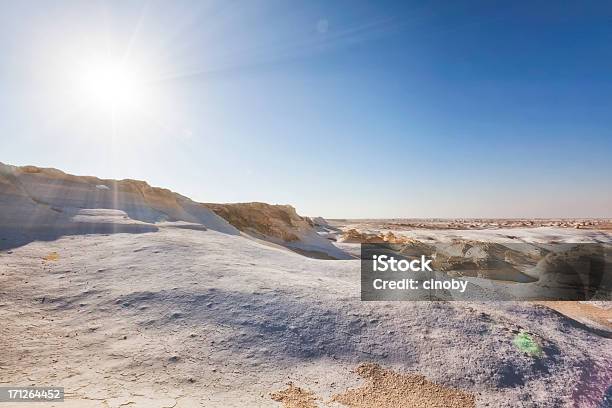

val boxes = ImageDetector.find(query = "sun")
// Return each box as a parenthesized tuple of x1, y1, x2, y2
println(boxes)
(77, 59, 144, 113)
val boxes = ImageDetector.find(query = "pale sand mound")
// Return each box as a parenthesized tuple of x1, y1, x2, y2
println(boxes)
(331, 363, 475, 408)
(271, 383, 318, 408)
(2, 228, 611, 406)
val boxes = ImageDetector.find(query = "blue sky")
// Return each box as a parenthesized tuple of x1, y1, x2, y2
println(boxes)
(1, 0, 611, 218)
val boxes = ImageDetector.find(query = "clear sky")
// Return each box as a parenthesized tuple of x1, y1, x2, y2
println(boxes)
(1, 1, 611, 218)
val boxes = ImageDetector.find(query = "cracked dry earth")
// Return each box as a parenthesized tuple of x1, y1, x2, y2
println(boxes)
(1, 226, 611, 407)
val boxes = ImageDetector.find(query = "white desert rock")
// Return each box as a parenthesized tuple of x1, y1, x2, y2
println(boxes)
(0, 162, 237, 235)
(204, 202, 352, 259)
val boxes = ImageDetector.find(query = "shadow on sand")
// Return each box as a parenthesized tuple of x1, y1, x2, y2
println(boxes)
(0, 223, 159, 250)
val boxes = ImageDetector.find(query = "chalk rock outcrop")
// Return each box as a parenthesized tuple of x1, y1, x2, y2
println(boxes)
(204, 202, 352, 259)
(0, 162, 238, 235)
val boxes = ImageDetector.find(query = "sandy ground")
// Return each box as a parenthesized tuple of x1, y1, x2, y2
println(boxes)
(271, 363, 476, 408)
(1, 224, 611, 407)
(331, 363, 475, 408)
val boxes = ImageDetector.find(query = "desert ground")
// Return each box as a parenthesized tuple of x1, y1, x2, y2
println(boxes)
(1, 163, 611, 407)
